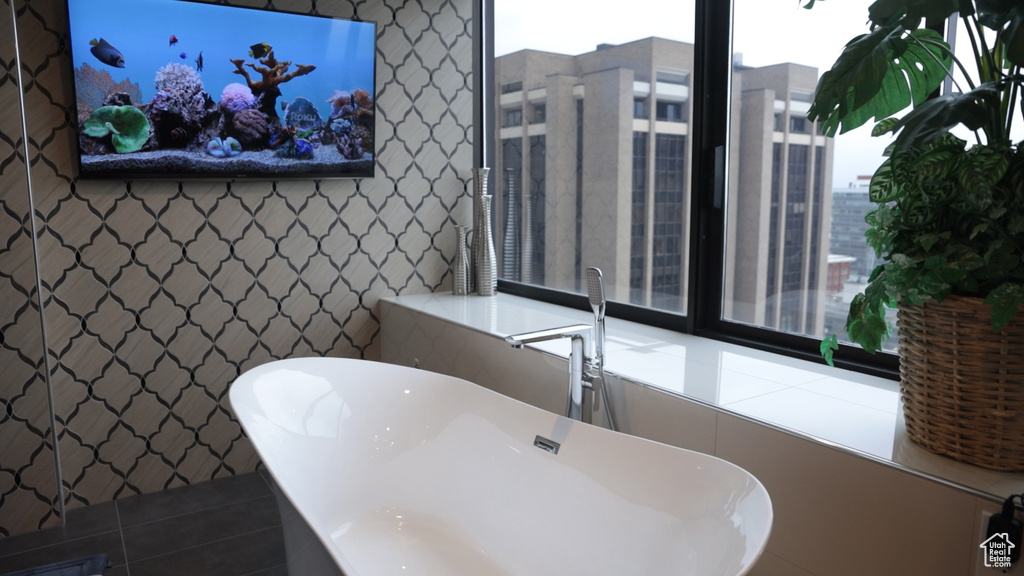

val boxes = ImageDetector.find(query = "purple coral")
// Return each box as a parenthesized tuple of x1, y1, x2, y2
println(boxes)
(337, 134, 363, 159)
(220, 82, 256, 113)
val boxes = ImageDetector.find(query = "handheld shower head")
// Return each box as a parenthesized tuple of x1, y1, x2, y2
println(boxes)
(585, 267, 606, 318)
(584, 266, 614, 430)
(584, 267, 606, 366)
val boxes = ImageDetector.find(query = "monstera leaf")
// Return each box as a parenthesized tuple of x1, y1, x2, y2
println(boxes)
(807, 25, 951, 137)
(976, 0, 1024, 65)
(884, 83, 1002, 147)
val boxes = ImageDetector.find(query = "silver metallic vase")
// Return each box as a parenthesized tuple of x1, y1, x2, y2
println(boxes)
(452, 225, 470, 295)
(470, 167, 490, 293)
(477, 195, 497, 296)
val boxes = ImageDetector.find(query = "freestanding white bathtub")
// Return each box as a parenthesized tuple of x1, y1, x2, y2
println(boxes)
(230, 358, 772, 576)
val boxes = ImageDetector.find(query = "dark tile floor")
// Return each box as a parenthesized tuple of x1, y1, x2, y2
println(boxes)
(0, 472, 287, 576)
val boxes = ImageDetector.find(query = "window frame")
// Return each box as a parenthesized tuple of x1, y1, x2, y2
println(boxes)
(478, 0, 899, 380)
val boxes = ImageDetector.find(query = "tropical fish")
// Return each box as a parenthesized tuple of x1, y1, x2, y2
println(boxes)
(89, 38, 125, 68)
(281, 101, 287, 111)
(179, 51, 187, 59)
(195, 51, 204, 72)
(248, 43, 272, 59)
(169, 34, 178, 46)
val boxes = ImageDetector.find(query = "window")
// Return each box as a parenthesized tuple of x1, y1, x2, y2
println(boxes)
(489, 0, 897, 374)
(501, 80, 523, 94)
(656, 101, 686, 123)
(789, 115, 808, 133)
(502, 107, 522, 128)
(531, 103, 546, 124)
(634, 97, 648, 119)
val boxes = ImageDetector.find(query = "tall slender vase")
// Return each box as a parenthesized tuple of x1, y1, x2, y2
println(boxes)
(452, 225, 470, 295)
(470, 167, 490, 293)
(477, 195, 497, 296)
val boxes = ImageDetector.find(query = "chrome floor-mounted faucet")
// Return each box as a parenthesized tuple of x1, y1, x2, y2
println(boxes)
(505, 267, 616, 430)
(505, 324, 592, 422)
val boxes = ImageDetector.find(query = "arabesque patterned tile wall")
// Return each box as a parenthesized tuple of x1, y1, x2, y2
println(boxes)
(0, 0, 473, 537)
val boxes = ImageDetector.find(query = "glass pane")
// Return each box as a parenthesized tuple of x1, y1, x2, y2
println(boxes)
(492, 0, 695, 313)
(724, 0, 898, 351)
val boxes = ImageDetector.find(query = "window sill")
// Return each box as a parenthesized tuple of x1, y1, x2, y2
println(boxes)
(382, 292, 1024, 500)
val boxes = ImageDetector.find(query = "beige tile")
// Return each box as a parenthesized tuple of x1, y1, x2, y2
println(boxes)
(716, 413, 975, 576)
(747, 551, 816, 576)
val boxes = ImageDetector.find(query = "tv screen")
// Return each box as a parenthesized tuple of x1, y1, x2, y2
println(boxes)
(66, 0, 377, 180)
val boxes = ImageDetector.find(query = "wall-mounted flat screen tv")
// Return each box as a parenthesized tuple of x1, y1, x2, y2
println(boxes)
(66, 0, 377, 180)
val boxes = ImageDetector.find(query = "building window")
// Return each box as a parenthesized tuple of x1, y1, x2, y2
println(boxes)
(490, 0, 893, 373)
(634, 97, 648, 119)
(501, 80, 522, 94)
(790, 115, 808, 133)
(652, 133, 686, 311)
(656, 101, 686, 122)
(503, 108, 522, 128)
(630, 131, 648, 305)
(531, 103, 546, 124)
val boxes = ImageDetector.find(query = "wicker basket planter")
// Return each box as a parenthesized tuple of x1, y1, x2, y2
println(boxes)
(898, 294, 1024, 471)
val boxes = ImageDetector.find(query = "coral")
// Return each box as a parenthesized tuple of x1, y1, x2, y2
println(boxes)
(206, 137, 242, 158)
(168, 127, 189, 147)
(220, 83, 256, 113)
(352, 89, 373, 110)
(155, 62, 204, 103)
(101, 92, 134, 107)
(82, 105, 151, 153)
(229, 50, 315, 118)
(275, 136, 313, 159)
(337, 133, 363, 159)
(74, 62, 143, 111)
(351, 124, 373, 151)
(293, 138, 314, 159)
(327, 90, 351, 117)
(229, 108, 269, 146)
(147, 66, 217, 149)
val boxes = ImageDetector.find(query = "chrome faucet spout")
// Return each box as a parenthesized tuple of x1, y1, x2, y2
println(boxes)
(504, 324, 592, 349)
(506, 324, 592, 421)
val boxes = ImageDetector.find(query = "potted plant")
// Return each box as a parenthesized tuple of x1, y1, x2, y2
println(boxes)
(805, 0, 1024, 470)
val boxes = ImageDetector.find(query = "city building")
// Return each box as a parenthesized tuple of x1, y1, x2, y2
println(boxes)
(830, 176, 877, 282)
(495, 38, 833, 334)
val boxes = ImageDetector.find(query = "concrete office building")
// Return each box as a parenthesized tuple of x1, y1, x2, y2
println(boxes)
(495, 37, 833, 334)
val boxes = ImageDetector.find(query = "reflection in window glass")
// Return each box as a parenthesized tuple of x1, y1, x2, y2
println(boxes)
(493, 0, 696, 311)
(724, 0, 895, 351)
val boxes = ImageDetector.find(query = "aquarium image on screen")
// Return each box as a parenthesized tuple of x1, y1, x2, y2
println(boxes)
(66, 0, 377, 180)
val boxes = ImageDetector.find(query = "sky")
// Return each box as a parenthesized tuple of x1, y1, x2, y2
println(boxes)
(494, 0, 889, 190)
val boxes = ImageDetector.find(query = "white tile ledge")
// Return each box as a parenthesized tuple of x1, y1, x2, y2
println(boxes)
(382, 292, 1024, 501)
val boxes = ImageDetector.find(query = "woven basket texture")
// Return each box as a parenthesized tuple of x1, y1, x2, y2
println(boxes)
(898, 294, 1024, 471)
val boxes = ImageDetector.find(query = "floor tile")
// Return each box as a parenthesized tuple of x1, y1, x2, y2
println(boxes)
(126, 525, 286, 576)
(0, 531, 124, 574)
(121, 494, 281, 562)
(116, 472, 272, 528)
(0, 501, 118, 558)
(242, 565, 289, 576)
